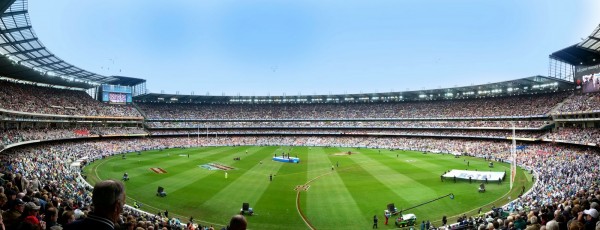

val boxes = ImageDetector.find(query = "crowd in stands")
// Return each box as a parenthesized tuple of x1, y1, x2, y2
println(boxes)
(1, 127, 147, 146)
(2, 80, 600, 229)
(543, 127, 600, 145)
(556, 92, 600, 113)
(0, 135, 598, 229)
(0, 80, 141, 117)
(146, 120, 550, 129)
(149, 129, 546, 139)
(137, 92, 569, 120)
(91, 127, 147, 136)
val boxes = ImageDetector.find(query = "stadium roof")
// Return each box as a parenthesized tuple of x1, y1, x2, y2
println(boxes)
(550, 23, 600, 66)
(0, 0, 144, 88)
(109, 76, 146, 86)
(135, 75, 574, 104)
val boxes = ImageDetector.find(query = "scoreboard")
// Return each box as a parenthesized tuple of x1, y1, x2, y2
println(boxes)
(100, 85, 132, 104)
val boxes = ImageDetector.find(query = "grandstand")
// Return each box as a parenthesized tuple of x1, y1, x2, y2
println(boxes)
(1, 1, 600, 230)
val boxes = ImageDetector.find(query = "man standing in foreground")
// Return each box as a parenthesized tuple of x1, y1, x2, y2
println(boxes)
(65, 180, 126, 230)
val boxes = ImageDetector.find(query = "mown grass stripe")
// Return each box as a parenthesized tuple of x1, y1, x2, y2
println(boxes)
(304, 147, 365, 229)
(84, 146, 529, 229)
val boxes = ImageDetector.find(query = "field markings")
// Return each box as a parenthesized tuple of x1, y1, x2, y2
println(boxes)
(128, 148, 236, 196)
(302, 147, 365, 229)
(117, 148, 234, 201)
(358, 151, 438, 200)
(200, 148, 285, 222)
(116, 147, 257, 228)
(90, 147, 528, 229)
(118, 148, 214, 178)
(91, 156, 220, 225)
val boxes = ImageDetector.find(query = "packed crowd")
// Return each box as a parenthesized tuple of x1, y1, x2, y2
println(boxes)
(1, 127, 147, 147)
(90, 127, 147, 136)
(442, 144, 600, 230)
(0, 135, 598, 229)
(137, 92, 568, 120)
(146, 120, 550, 129)
(556, 92, 600, 113)
(149, 129, 546, 139)
(2, 80, 600, 229)
(543, 127, 600, 146)
(0, 80, 141, 117)
(0, 138, 189, 230)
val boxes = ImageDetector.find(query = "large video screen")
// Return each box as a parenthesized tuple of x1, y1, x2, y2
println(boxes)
(100, 84, 133, 103)
(575, 64, 600, 93)
(109, 93, 127, 103)
(580, 73, 600, 93)
(101, 92, 132, 103)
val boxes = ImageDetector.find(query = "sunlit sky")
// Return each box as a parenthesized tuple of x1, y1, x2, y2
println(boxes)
(29, 0, 600, 96)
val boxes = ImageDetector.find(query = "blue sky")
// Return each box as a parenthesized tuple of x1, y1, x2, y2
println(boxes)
(29, 0, 600, 96)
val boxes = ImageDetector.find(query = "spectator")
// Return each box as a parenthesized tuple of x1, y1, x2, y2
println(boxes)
(64, 180, 126, 230)
(227, 215, 247, 230)
(57, 211, 75, 227)
(2, 199, 24, 229)
(581, 208, 598, 230)
(21, 201, 44, 230)
(44, 207, 60, 230)
(525, 216, 541, 230)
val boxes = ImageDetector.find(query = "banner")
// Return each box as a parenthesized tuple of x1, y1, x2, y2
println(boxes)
(442, 170, 505, 181)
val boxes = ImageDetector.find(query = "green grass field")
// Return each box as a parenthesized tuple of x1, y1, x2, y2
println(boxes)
(84, 146, 532, 230)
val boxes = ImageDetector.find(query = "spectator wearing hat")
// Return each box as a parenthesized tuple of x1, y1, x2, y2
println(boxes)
(580, 208, 598, 230)
(64, 180, 126, 230)
(21, 201, 44, 230)
(2, 198, 24, 229)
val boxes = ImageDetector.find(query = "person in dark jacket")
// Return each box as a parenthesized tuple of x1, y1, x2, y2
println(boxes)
(64, 180, 126, 230)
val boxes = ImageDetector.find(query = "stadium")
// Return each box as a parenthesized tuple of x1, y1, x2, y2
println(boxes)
(1, 1, 600, 230)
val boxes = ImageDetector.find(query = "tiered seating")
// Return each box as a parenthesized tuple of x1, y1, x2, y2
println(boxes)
(1, 136, 598, 229)
(138, 92, 568, 120)
(0, 80, 141, 117)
